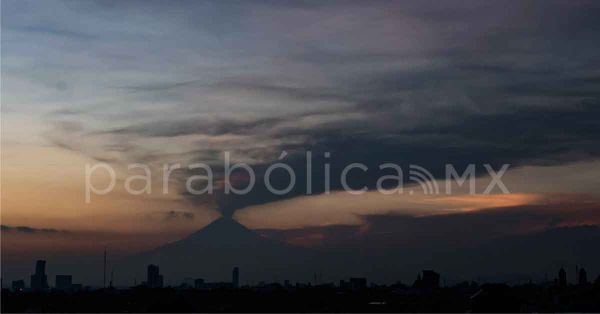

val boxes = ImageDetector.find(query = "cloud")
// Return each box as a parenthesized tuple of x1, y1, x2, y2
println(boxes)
(15, 0, 598, 217)
(1, 225, 63, 233)
(116, 80, 203, 92)
(46, 78, 600, 216)
(257, 196, 600, 248)
(14, 24, 98, 41)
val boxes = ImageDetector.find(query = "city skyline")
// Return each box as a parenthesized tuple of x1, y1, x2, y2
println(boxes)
(3, 217, 600, 288)
(9, 257, 597, 291)
(5, 259, 598, 312)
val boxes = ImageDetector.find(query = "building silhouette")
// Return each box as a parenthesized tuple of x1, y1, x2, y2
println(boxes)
(11, 280, 25, 292)
(349, 277, 367, 291)
(558, 267, 567, 288)
(55, 275, 73, 291)
(413, 273, 422, 288)
(146, 264, 163, 288)
(413, 270, 440, 290)
(30, 260, 48, 291)
(578, 267, 588, 286)
(232, 267, 239, 288)
(421, 270, 440, 289)
(194, 278, 205, 289)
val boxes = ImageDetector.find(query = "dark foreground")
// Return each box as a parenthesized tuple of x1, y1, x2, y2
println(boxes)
(3, 283, 600, 312)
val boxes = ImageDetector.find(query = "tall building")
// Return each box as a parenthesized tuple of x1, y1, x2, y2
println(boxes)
(232, 267, 239, 288)
(421, 270, 440, 289)
(349, 277, 367, 291)
(55, 275, 73, 291)
(578, 267, 588, 286)
(413, 274, 422, 288)
(558, 267, 567, 288)
(30, 260, 48, 291)
(147, 264, 163, 288)
(11, 280, 25, 292)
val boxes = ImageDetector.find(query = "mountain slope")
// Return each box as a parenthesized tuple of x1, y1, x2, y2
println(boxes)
(124, 218, 315, 285)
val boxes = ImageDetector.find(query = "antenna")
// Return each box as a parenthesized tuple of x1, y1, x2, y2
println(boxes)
(103, 246, 107, 288)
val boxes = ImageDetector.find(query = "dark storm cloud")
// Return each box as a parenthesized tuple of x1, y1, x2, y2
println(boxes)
(178, 96, 600, 214)
(40, 0, 600, 216)
(50, 75, 600, 216)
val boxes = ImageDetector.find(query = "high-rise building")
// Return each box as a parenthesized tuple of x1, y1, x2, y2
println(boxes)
(578, 267, 588, 286)
(55, 275, 73, 291)
(11, 280, 25, 292)
(232, 267, 239, 288)
(558, 267, 567, 288)
(421, 270, 440, 289)
(413, 274, 422, 288)
(30, 260, 48, 291)
(147, 264, 163, 288)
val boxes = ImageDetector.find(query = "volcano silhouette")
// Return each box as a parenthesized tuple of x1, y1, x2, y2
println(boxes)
(126, 217, 315, 284)
(172, 216, 272, 247)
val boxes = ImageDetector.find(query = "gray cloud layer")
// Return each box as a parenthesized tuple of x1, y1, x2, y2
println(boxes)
(4, 0, 600, 215)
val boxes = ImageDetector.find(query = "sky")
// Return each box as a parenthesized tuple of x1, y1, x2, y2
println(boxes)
(2, 0, 600, 285)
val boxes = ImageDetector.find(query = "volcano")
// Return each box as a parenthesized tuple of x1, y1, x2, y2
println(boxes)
(125, 218, 315, 285)
(167, 216, 274, 247)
